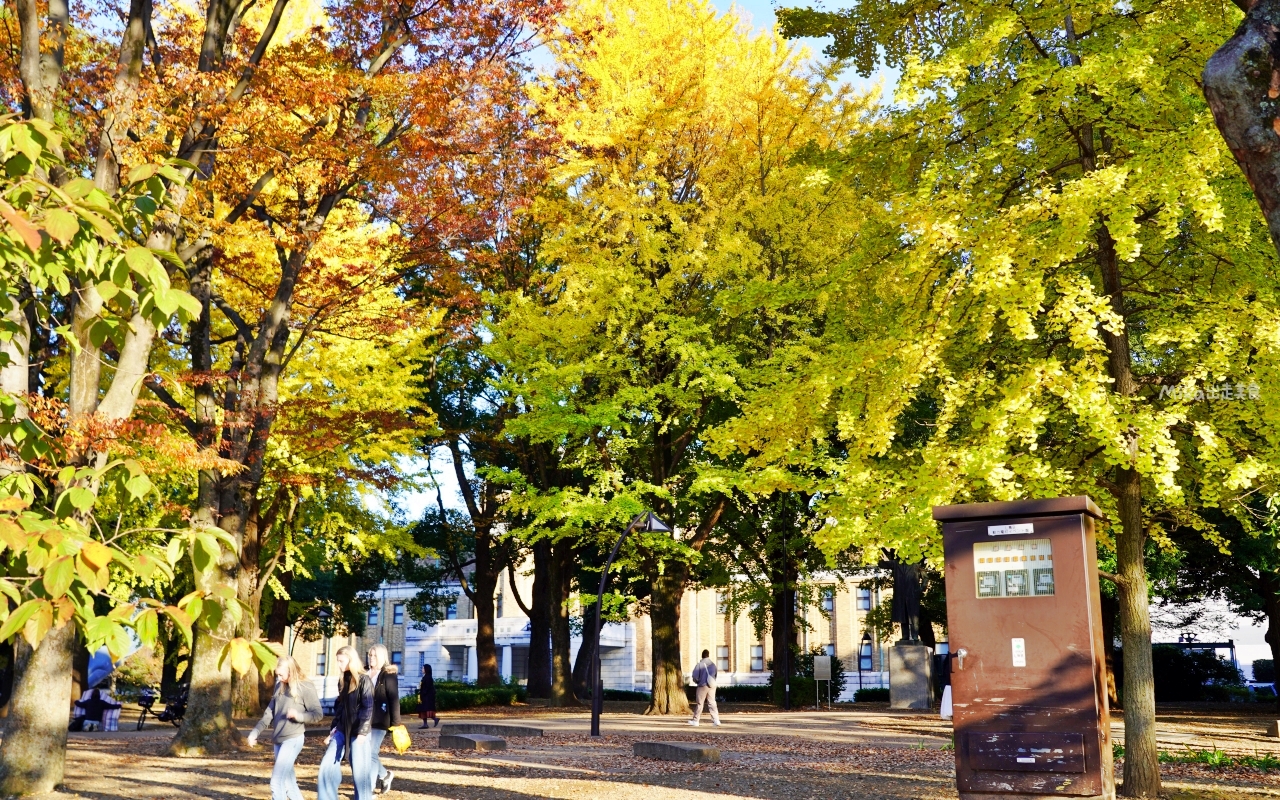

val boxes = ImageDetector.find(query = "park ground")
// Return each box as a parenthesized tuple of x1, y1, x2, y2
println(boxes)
(27, 701, 1280, 799)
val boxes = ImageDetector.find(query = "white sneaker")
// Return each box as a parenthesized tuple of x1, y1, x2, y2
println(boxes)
(712, 722, 721, 726)
(687, 720, 699, 726)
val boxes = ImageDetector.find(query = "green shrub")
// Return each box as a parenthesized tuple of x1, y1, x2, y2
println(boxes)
(602, 689, 650, 701)
(854, 687, 890, 702)
(764, 647, 846, 707)
(1254, 659, 1275, 683)
(1151, 645, 1243, 702)
(713, 684, 771, 702)
(398, 682, 527, 714)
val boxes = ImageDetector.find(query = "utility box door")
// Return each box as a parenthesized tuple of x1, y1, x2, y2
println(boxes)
(934, 497, 1114, 800)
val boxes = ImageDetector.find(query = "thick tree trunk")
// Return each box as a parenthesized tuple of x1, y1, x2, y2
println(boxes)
(169, 473, 242, 756)
(472, 535, 501, 688)
(548, 539, 579, 707)
(770, 577, 797, 707)
(230, 592, 263, 717)
(645, 567, 691, 715)
(0, 624, 75, 796)
(1204, 0, 1280, 259)
(572, 602, 598, 700)
(526, 540, 552, 698)
(231, 508, 264, 717)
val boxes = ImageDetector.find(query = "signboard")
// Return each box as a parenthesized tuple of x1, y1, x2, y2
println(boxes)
(813, 655, 832, 681)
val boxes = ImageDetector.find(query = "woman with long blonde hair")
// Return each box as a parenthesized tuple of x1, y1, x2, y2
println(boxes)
(247, 655, 322, 800)
(366, 644, 402, 793)
(317, 645, 374, 800)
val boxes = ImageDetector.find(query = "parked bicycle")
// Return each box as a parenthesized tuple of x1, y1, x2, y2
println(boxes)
(156, 687, 188, 727)
(135, 687, 158, 730)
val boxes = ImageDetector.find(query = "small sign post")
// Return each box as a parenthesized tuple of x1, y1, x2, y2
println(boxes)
(814, 655, 832, 709)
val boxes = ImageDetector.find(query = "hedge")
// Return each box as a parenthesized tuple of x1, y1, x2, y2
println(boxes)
(682, 684, 770, 703)
(853, 687, 890, 702)
(399, 682, 527, 714)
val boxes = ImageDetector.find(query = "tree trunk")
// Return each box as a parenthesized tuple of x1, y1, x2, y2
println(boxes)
(231, 508, 264, 717)
(572, 602, 598, 700)
(645, 567, 691, 715)
(266, 571, 292, 645)
(169, 472, 242, 756)
(230, 594, 263, 717)
(770, 575, 797, 707)
(1204, 0, 1280, 260)
(1101, 590, 1121, 706)
(1114, 467, 1157, 797)
(0, 624, 75, 796)
(473, 532, 501, 688)
(526, 540, 552, 698)
(1094, 218, 1159, 798)
(548, 539, 579, 707)
(1263, 580, 1280, 714)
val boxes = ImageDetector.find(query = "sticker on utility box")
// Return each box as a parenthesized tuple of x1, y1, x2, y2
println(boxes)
(988, 523, 1034, 536)
(1012, 638, 1027, 667)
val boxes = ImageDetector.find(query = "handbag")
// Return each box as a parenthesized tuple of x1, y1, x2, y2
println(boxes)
(389, 724, 412, 754)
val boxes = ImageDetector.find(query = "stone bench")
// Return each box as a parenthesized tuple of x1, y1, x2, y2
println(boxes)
(439, 733, 507, 751)
(438, 722, 543, 738)
(633, 741, 721, 763)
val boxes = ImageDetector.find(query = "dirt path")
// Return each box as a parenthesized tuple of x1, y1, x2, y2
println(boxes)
(26, 704, 1280, 799)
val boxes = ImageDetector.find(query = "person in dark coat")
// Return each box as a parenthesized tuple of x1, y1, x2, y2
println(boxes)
(317, 645, 373, 800)
(366, 645, 401, 794)
(418, 662, 437, 728)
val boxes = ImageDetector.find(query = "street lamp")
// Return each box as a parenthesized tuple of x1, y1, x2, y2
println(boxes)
(591, 511, 670, 737)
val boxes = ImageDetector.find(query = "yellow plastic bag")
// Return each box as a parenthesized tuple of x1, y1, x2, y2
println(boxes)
(390, 724, 412, 754)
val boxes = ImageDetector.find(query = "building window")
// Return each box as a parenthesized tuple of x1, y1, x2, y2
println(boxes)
(750, 645, 765, 672)
(393, 603, 405, 625)
(821, 588, 835, 612)
(716, 592, 727, 615)
(316, 652, 327, 676)
(825, 643, 836, 657)
(419, 651, 426, 673)
(859, 635, 873, 671)
(856, 588, 872, 611)
(717, 646, 730, 671)
(391, 651, 403, 668)
(367, 605, 379, 626)
(446, 599, 458, 620)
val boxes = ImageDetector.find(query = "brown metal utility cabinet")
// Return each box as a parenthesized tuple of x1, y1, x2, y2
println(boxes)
(933, 497, 1114, 800)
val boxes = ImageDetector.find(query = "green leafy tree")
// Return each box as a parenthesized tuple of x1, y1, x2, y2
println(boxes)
(761, 3, 1278, 796)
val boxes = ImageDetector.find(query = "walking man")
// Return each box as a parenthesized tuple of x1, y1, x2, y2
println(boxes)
(688, 649, 720, 727)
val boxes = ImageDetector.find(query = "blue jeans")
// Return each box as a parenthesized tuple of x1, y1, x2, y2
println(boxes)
(317, 731, 371, 800)
(368, 728, 390, 794)
(271, 735, 305, 800)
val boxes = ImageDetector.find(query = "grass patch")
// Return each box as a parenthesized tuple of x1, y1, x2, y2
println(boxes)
(1114, 742, 1280, 771)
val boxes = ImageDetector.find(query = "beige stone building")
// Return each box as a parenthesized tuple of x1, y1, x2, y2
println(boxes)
(287, 565, 899, 703)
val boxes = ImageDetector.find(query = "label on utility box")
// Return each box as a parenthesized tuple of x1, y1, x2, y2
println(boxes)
(1012, 638, 1027, 667)
(988, 523, 1034, 536)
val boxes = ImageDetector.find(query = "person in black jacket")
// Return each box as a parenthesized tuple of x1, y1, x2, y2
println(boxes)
(317, 645, 374, 800)
(366, 645, 401, 794)
(418, 663, 437, 728)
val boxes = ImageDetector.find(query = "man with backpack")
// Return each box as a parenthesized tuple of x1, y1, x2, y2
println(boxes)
(688, 649, 721, 727)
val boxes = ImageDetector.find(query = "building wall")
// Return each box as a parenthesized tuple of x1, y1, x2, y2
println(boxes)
(285, 564, 905, 703)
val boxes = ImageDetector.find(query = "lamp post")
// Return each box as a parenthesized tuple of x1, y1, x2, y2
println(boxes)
(591, 511, 670, 737)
